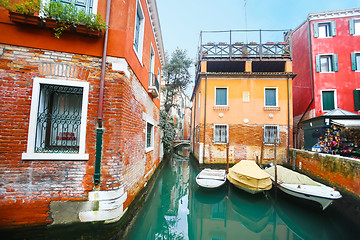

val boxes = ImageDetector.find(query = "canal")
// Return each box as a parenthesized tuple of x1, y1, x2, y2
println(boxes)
(126, 146, 360, 240)
(3, 145, 360, 240)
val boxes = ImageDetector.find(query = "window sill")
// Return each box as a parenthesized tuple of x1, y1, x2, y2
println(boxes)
(213, 106, 229, 110)
(146, 147, 154, 153)
(264, 106, 280, 111)
(22, 152, 89, 161)
(213, 142, 228, 145)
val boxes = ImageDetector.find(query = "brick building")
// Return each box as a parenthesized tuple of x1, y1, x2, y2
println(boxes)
(0, 0, 164, 228)
(191, 30, 294, 165)
(291, 8, 360, 147)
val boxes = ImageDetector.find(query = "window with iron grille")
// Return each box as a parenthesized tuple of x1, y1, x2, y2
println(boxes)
(35, 84, 83, 153)
(214, 124, 228, 143)
(264, 125, 279, 144)
(146, 122, 153, 148)
(22, 78, 89, 160)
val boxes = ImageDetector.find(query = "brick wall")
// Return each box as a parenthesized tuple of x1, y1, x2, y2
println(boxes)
(0, 44, 160, 228)
(194, 123, 289, 164)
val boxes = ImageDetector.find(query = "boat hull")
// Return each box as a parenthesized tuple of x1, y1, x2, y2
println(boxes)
(196, 177, 226, 189)
(227, 174, 265, 194)
(196, 169, 227, 189)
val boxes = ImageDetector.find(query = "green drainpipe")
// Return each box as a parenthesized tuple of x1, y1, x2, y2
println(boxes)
(94, 128, 103, 185)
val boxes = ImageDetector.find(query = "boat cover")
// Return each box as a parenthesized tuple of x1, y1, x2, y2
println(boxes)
(228, 160, 272, 191)
(197, 169, 226, 181)
(265, 166, 321, 186)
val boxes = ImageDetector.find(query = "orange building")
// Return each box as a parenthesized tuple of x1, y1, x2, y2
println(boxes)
(0, 0, 164, 228)
(191, 30, 295, 165)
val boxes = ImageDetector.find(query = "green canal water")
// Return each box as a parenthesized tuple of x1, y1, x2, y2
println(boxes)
(126, 146, 360, 240)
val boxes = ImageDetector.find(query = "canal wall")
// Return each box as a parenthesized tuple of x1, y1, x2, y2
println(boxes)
(289, 149, 360, 200)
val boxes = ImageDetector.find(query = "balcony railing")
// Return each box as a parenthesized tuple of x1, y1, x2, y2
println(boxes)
(198, 29, 292, 61)
(148, 72, 160, 98)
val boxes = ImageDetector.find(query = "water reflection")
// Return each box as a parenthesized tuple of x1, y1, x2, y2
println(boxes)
(128, 146, 360, 240)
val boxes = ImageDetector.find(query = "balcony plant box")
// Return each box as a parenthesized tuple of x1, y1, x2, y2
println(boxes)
(9, 11, 42, 26)
(75, 24, 102, 37)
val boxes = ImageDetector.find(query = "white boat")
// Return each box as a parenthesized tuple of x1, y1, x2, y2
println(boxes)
(196, 168, 227, 189)
(264, 165, 342, 210)
(227, 160, 272, 194)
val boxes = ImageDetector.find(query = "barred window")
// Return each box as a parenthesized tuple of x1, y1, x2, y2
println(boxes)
(264, 125, 280, 144)
(146, 122, 153, 148)
(214, 124, 228, 143)
(35, 84, 83, 153)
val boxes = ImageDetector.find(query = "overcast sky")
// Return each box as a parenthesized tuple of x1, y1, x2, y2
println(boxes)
(156, 0, 359, 95)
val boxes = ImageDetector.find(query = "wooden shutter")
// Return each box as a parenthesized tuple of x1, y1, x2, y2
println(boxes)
(330, 21, 337, 36)
(351, 52, 357, 71)
(349, 19, 355, 35)
(313, 22, 319, 38)
(315, 55, 321, 72)
(322, 91, 335, 111)
(332, 54, 338, 72)
(354, 90, 360, 111)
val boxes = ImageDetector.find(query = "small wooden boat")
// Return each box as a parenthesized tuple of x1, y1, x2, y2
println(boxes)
(227, 160, 272, 194)
(264, 165, 342, 210)
(196, 168, 227, 189)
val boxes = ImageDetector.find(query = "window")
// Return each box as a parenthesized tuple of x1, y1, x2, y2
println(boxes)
(351, 52, 360, 71)
(322, 90, 336, 111)
(215, 88, 228, 106)
(49, 0, 96, 14)
(22, 78, 89, 160)
(146, 122, 153, 149)
(133, 0, 145, 61)
(314, 21, 336, 38)
(354, 90, 360, 111)
(349, 18, 360, 35)
(196, 125, 200, 143)
(149, 46, 155, 86)
(198, 91, 201, 108)
(264, 125, 280, 144)
(213, 124, 228, 144)
(264, 88, 277, 107)
(316, 54, 338, 72)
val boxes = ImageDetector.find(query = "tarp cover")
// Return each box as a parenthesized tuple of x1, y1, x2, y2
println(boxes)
(265, 166, 321, 186)
(227, 160, 272, 191)
(331, 119, 360, 128)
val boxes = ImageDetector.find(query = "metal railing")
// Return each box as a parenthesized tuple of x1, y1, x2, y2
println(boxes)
(197, 29, 292, 62)
(149, 72, 160, 93)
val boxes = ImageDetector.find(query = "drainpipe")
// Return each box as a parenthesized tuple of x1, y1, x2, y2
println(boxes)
(287, 75, 290, 163)
(94, 0, 111, 186)
(202, 74, 207, 164)
(295, 18, 314, 148)
(192, 91, 197, 154)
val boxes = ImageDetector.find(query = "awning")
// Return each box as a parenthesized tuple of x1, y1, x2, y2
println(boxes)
(331, 119, 360, 128)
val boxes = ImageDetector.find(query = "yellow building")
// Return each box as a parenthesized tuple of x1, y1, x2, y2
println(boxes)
(191, 30, 295, 165)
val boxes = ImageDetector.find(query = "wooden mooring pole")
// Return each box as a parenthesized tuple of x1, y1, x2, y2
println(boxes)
(226, 143, 229, 173)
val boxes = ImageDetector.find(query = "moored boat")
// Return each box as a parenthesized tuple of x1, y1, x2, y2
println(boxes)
(264, 165, 342, 210)
(196, 168, 227, 189)
(227, 160, 272, 194)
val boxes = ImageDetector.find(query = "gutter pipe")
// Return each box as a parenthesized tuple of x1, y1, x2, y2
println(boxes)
(94, 0, 111, 186)
(202, 74, 207, 164)
(295, 18, 314, 148)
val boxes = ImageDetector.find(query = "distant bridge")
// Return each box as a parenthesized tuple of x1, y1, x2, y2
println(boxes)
(173, 140, 190, 148)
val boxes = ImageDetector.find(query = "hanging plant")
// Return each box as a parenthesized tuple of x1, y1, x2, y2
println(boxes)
(0, 0, 41, 15)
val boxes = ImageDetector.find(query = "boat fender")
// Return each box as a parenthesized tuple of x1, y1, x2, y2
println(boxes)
(297, 185, 301, 188)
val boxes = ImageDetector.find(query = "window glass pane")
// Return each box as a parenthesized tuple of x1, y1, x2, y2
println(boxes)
(214, 125, 227, 143)
(216, 88, 227, 105)
(322, 91, 335, 111)
(355, 20, 360, 35)
(146, 123, 152, 148)
(265, 89, 276, 106)
(264, 126, 278, 144)
(318, 23, 329, 38)
(320, 56, 331, 72)
(134, 9, 141, 51)
(35, 84, 83, 153)
(356, 54, 360, 70)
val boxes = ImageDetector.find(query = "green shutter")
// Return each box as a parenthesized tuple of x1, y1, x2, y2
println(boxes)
(330, 21, 337, 36)
(354, 90, 360, 111)
(351, 52, 357, 71)
(349, 19, 355, 35)
(332, 54, 338, 72)
(322, 91, 335, 111)
(313, 22, 319, 38)
(316, 55, 321, 72)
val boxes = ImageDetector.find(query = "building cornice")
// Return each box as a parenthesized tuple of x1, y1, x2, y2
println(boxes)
(147, 0, 165, 67)
(308, 8, 360, 21)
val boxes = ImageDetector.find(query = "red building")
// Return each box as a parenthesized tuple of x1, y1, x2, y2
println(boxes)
(292, 8, 360, 147)
(0, 0, 164, 228)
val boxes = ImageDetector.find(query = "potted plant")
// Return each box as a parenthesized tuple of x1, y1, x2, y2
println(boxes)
(249, 41, 257, 45)
(234, 42, 243, 45)
(1, 0, 42, 26)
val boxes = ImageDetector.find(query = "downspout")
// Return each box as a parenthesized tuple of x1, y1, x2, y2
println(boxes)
(287, 75, 290, 163)
(295, 18, 314, 148)
(192, 91, 197, 154)
(94, 0, 111, 186)
(202, 74, 207, 164)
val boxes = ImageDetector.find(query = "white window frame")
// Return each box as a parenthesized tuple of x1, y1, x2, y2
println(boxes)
(213, 124, 229, 144)
(263, 125, 280, 145)
(264, 87, 278, 107)
(145, 122, 154, 152)
(353, 52, 360, 71)
(22, 77, 89, 160)
(318, 22, 331, 38)
(215, 87, 228, 106)
(143, 112, 157, 152)
(198, 91, 201, 109)
(355, 19, 360, 36)
(133, 0, 145, 65)
(321, 89, 337, 112)
(320, 55, 333, 72)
